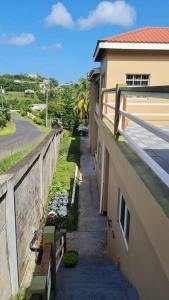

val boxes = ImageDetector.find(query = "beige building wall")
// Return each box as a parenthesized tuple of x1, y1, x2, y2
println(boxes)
(106, 51, 169, 87)
(89, 47, 169, 300)
(95, 119, 169, 299)
(89, 80, 99, 155)
(99, 50, 169, 125)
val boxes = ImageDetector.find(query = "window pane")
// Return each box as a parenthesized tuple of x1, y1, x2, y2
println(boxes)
(120, 196, 125, 230)
(142, 75, 149, 80)
(126, 81, 133, 86)
(134, 75, 141, 80)
(134, 81, 141, 86)
(125, 210, 130, 242)
(126, 75, 133, 80)
(141, 81, 148, 86)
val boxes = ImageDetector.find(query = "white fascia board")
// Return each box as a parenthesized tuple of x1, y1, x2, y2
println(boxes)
(94, 41, 169, 60)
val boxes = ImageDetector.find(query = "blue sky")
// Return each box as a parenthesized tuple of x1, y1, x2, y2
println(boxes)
(0, 0, 169, 82)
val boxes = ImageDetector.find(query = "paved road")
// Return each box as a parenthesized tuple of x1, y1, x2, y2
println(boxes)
(56, 137, 139, 300)
(0, 114, 44, 160)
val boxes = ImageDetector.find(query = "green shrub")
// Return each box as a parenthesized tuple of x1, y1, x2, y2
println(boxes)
(63, 129, 72, 138)
(62, 251, 78, 267)
(0, 111, 7, 128)
(33, 117, 44, 126)
(20, 110, 27, 117)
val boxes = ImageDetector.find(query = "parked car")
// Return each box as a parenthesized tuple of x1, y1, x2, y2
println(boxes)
(77, 127, 88, 136)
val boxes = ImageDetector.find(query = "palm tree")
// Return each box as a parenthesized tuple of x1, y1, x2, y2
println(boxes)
(74, 78, 89, 120)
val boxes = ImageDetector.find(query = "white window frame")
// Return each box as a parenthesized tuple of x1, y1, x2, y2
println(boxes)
(119, 193, 130, 250)
(125, 74, 150, 87)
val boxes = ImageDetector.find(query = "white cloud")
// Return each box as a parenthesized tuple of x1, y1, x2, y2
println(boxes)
(78, 0, 136, 30)
(41, 42, 62, 51)
(45, 2, 74, 28)
(0, 33, 35, 46)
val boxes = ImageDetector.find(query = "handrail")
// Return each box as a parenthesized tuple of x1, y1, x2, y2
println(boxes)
(102, 85, 169, 94)
(56, 230, 66, 272)
(101, 84, 169, 188)
(119, 128, 169, 189)
(102, 112, 115, 126)
(101, 88, 116, 94)
(103, 102, 115, 110)
(121, 91, 169, 100)
(119, 109, 169, 144)
(120, 85, 169, 93)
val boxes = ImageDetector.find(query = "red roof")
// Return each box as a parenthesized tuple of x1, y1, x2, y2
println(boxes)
(102, 27, 169, 43)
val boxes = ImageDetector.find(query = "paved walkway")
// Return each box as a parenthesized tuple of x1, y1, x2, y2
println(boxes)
(56, 137, 139, 300)
(0, 113, 44, 160)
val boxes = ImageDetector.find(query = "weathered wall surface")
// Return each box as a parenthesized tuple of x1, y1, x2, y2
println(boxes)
(0, 128, 62, 299)
(0, 192, 11, 300)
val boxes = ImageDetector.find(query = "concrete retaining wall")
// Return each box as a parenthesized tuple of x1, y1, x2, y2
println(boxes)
(0, 128, 62, 299)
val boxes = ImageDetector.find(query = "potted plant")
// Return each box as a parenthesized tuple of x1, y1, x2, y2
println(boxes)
(62, 251, 79, 268)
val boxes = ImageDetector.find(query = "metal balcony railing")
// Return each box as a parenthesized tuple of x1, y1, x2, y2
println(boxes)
(101, 85, 169, 188)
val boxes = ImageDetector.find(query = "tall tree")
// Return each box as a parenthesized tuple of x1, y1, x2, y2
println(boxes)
(74, 78, 89, 120)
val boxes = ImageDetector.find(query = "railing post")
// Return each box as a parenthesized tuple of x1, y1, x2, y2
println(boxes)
(114, 84, 127, 139)
(121, 95, 127, 130)
(104, 93, 108, 115)
(60, 229, 67, 253)
(99, 89, 104, 119)
(43, 226, 56, 296)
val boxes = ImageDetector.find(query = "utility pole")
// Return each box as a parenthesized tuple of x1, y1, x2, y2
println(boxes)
(0, 86, 4, 108)
(45, 87, 49, 127)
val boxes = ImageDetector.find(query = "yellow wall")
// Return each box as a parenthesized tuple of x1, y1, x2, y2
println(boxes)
(99, 50, 169, 125)
(96, 119, 169, 300)
(106, 51, 169, 88)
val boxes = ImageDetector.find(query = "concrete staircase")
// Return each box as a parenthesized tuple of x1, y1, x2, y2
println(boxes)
(56, 256, 139, 300)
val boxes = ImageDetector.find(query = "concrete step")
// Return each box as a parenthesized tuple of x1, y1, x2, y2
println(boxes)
(56, 256, 139, 300)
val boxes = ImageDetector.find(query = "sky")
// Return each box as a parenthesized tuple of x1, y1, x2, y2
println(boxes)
(0, 0, 169, 83)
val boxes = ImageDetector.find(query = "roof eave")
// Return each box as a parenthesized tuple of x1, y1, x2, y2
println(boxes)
(94, 41, 169, 61)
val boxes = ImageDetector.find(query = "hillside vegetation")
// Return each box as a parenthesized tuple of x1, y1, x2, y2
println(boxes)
(0, 74, 89, 132)
(0, 74, 58, 92)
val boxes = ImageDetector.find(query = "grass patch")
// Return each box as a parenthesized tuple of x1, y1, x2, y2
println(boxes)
(0, 135, 48, 175)
(9, 290, 25, 300)
(0, 122, 16, 136)
(48, 134, 80, 231)
(48, 135, 80, 196)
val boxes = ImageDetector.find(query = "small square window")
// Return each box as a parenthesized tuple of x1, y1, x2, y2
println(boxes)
(126, 74, 150, 87)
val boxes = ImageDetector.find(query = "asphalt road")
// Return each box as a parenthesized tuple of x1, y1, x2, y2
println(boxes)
(0, 114, 44, 160)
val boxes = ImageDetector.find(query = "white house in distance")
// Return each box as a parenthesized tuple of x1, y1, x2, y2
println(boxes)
(31, 104, 47, 112)
(27, 73, 38, 79)
(24, 89, 35, 95)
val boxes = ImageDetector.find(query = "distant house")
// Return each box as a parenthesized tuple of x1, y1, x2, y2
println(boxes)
(27, 73, 38, 79)
(55, 83, 72, 90)
(89, 27, 169, 300)
(31, 104, 47, 112)
(14, 80, 21, 83)
(24, 89, 35, 95)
